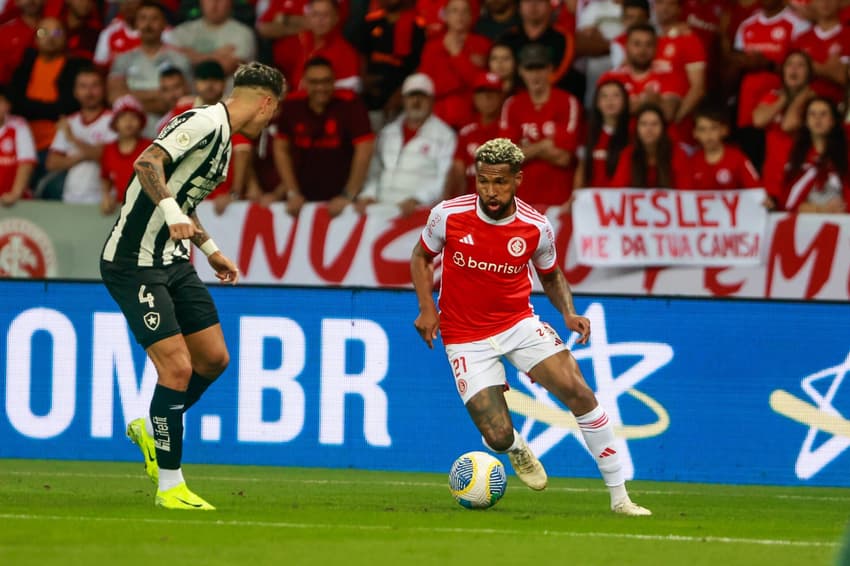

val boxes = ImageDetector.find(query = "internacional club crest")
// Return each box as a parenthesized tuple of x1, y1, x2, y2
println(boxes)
(507, 237, 526, 257)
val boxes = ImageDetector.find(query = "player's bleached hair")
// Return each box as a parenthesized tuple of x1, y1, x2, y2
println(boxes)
(234, 62, 286, 99)
(475, 138, 525, 173)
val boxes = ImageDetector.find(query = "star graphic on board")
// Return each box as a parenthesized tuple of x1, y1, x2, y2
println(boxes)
(506, 302, 673, 480)
(770, 351, 850, 480)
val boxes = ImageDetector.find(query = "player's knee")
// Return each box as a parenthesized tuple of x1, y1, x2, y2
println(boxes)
(161, 357, 193, 387)
(197, 347, 230, 378)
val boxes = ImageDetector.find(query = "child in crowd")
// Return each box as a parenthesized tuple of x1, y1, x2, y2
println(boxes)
(690, 106, 761, 190)
(100, 95, 149, 215)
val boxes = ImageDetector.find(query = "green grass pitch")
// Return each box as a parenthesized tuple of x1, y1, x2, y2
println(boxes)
(0, 459, 847, 566)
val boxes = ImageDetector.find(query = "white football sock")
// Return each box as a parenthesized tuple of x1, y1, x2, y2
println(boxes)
(144, 416, 154, 437)
(576, 404, 628, 504)
(158, 468, 184, 492)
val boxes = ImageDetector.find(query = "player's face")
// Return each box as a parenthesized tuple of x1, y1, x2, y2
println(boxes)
(475, 162, 520, 220)
(473, 90, 503, 117)
(636, 110, 663, 146)
(626, 31, 655, 70)
(693, 118, 726, 151)
(488, 46, 515, 80)
(304, 65, 334, 107)
(783, 53, 810, 90)
(806, 100, 834, 138)
(597, 82, 625, 119)
(241, 93, 281, 139)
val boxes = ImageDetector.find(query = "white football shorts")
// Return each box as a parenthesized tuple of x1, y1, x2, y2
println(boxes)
(444, 315, 568, 404)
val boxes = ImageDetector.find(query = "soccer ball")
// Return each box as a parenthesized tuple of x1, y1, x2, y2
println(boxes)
(448, 451, 507, 509)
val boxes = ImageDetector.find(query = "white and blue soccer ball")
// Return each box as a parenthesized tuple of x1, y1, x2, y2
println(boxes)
(448, 451, 507, 509)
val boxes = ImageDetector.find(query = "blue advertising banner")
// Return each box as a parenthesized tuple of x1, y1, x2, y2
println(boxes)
(0, 280, 848, 487)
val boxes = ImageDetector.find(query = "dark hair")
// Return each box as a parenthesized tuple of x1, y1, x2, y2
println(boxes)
(303, 56, 334, 73)
(487, 42, 517, 90)
(693, 103, 730, 127)
(631, 104, 674, 188)
(159, 66, 185, 80)
(785, 96, 848, 184)
(233, 62, 286, 98)
(780, 49, 813, 94)
(75, 64, 103, 82)
(623, 0, 650, 13)
(137, 0, 168, 17)
(626, 22, 656, 39)
(584, 80, 630, 185)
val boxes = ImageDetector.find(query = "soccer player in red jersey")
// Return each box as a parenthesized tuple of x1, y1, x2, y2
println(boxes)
(500, 43, 581, 209)
(410, 137, 651, 516)
(690, 106, 761, 190)
(447, 72, 504, 198)
(577, 79, 630, 188)
(611, 103, 692, 189)
(792, 0, 850, 105)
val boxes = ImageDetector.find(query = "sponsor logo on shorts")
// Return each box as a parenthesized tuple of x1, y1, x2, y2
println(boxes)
(144, 312, 161, 331)
(0, 218, 58, 278)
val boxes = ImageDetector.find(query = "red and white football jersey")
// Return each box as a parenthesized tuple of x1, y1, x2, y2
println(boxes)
(419, 194, 558, 344)
(586, 126, 616, 188)
(655, 26, 707, 97)
(93, 17, 173, 68)
(794, 25, 850, 103)
(690, 145, 761, 190)
(598, 64, 681, 100)
(734, 8, 810, 126)
(0, 115, 36, 195)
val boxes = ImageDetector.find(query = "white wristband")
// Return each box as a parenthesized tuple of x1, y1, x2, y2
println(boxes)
(200, 239, 220, 257)
(158, 197, 189, 226)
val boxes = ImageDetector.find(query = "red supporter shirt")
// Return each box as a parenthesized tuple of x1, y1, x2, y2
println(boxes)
(454, 119, 501, 194)
(207, 134, 252, 199)
(419, 33, 491, 129)
(500, 88, 581, 206)
(681, 0, 726, 51)
(598, 64, 681, 101)
(100, 138, 150, 202)
(586, 126, 617, 188)
(276, 91, 374, 201)
(690, 145, 760, 190)
(793, 25, 850, 104)
(734, 8, 810, 126)
(0, 116, 36, 195)
(655, 27, 707, 97)
(610, 143, 692, 189)
(756, 89, 796, 198)
(0, 18, 36, 85)
(775, 147, 850, 211)
(93, 16, 141, 67)
(419, 194, 558, 344)
(274, 30, 360, 92)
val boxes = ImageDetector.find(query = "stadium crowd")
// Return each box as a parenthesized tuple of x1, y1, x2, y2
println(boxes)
(0, 0, 849, 215)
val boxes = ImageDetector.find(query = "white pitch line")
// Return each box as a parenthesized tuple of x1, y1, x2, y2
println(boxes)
(0, 513, 838, 548)
(2, 470, 849, 502)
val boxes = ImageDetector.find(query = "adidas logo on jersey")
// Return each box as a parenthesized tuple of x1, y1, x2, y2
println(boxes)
(459, 234, 475, 245)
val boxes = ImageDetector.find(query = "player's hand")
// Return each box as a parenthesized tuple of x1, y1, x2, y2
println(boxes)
(414, 309, 440, 349)
(168, 220, 198, 240)
(209, 251, 240, 285)
(565, 314, 591, 345)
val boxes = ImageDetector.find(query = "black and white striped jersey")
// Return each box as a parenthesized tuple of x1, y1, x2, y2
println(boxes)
(101, 102, 232, 267)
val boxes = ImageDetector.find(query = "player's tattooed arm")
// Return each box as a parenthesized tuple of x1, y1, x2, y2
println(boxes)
(189, 211, 211, 247)
(133, 144, 173, 203)
(538, 268, 576, 316)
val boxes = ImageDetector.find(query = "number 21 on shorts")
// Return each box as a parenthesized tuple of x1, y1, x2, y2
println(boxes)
(452, 356, 468, 378)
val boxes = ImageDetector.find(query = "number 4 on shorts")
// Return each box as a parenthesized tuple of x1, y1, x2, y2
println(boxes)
(138, 285, 155, 308)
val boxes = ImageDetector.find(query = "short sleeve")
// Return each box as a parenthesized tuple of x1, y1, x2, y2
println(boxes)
(110, 52, 130, 77)
(553, 93, 581, 152)
(154, 110, 217, 162)
(347, 98, 373, 143)
(50, 127, 71, 153)
(532, 218, 557, 273)
(14, 121, 36, 162)
(420, 203, 447, 256)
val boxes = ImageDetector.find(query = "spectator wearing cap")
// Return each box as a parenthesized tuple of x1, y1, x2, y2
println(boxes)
(498, 0, 578, 98)
(0, 86, 37, 207)
(271, 57, 374, 216)
(272, 0, 361, 93)
(170, 0, 256, 78)
(356, 73, 456, 216)
(500, 43, 581, 210)
(475, 0, 520, 41)
(418, 0, 491, 130)
(354, 0, 426, 129)
(44, 67, 116, 203)
(446, 72, 503, 198)
(100, 94, 149, 214)
(108, 1, 192, 138)
(0, 0, 45, 86)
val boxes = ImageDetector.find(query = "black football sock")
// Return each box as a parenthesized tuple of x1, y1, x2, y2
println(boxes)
(183, 372, 215, 412)
(149, 384, 186, 470)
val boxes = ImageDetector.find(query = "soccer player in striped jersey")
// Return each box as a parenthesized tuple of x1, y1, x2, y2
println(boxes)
(410, 138, 651, 516)
(100, 62, 285, 510)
